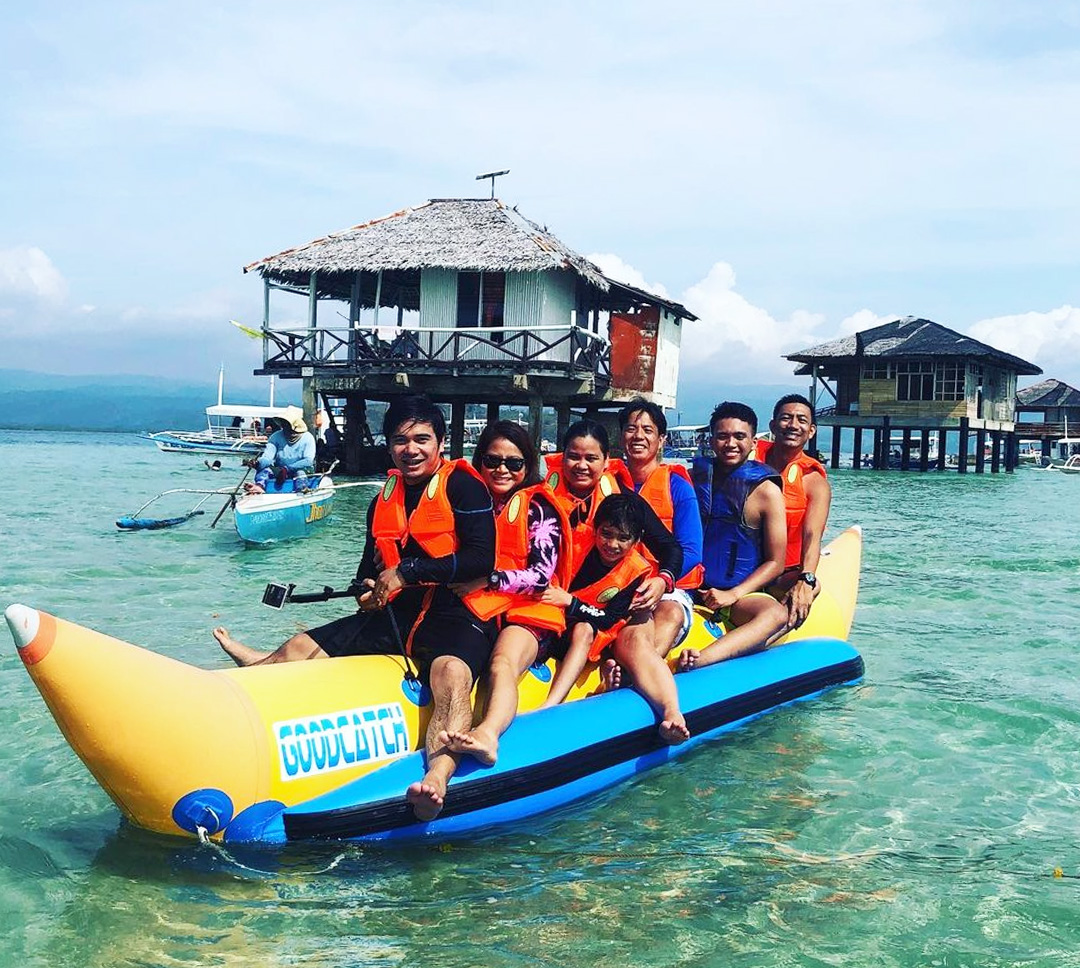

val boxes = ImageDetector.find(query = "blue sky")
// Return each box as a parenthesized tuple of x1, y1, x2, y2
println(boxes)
(2, 0, 1078, 407)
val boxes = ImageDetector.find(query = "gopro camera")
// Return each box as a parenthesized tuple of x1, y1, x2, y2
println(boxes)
(262, 582, 295, 609)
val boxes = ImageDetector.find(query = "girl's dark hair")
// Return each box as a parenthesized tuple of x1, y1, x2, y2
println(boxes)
(562, 419, 610, 456)
(593, 493, 645, 541)
(472, 420, 540, 487)
(383, 395, 446, 441)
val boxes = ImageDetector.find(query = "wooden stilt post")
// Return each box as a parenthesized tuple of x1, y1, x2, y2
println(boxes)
(450, 400, 465, 460)
(958, 417, 970, 472)
(990, 431, 1001, 473)
(937, 429, 947, 471)
(830, 426, 842, 470)
(919, 429, 930, 472)
(975, 428, 987, 473)
(529, 397, 544, 458)
(486, 402, 500, 425)
(853, 427, 863, 470)
(556, 402, 571, 451)
(901, 427, 912, 471)
(344, 395, 363, 475)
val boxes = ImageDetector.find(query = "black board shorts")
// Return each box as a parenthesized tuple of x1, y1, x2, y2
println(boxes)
(308, 594, 496, 682)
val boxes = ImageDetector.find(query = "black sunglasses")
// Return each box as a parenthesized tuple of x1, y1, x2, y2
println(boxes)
(481, 454, 527, 472)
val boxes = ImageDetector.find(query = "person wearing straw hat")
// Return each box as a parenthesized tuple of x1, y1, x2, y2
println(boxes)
(244, 405, 316, 494)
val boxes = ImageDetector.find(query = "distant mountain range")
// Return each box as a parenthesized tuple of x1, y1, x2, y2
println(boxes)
(0, 368, 808, 435)
(0, 369, 297, 433)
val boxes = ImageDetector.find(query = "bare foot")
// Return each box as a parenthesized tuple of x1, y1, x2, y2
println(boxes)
(677, 649, 699, 673)
(406, 779, 446, 821)
(212, 626, 265, 667)
(659, 717, 690, 745)
(438, 727, 499, 766)
(601, 658, 623, 692)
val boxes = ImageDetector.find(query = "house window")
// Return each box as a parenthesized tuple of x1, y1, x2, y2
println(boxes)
(895, 362, 935, 401)
(456, 271, 506, 332)
(935, 363, 965, 401)
(861, 362, 893, 379)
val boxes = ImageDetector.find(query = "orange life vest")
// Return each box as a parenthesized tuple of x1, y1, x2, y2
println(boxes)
(369, 459, 488, 617)
(468, 485, 572, 633)
(754, 440, 828, 569)
(570, 548, 654, 662)
(543, 453, 623, 575)
(633, 463, 705, 589)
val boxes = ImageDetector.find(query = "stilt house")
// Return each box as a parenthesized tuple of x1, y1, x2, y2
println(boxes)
(243, 198, 696, 472)
(785, 316, 1042, 472)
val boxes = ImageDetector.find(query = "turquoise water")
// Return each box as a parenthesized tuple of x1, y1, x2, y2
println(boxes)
(2, 429, 1079, 967)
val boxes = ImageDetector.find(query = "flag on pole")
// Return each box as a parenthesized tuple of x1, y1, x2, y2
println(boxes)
(230, 320, 262, 340)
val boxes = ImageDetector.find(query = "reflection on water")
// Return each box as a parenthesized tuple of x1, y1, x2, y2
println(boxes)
(3, 432, 1080, 966)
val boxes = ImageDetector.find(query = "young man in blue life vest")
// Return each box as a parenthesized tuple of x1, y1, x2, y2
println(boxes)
(678, 401, 788, 671)
(212, 395, 497, 822)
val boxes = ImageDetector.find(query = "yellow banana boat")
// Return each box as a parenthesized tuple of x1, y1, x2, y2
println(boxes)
(6, 527, 862, 843)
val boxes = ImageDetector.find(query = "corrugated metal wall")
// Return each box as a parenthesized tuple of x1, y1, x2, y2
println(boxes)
(504, 272, 543, 328)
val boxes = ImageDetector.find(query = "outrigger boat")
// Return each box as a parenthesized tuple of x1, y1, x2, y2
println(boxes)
(143, 369, 289, 459)
(6, 528, 863, 845)
(116, 474, 347, 544)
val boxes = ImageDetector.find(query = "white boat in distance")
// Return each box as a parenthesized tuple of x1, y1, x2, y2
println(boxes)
(143, 369, 290, 458)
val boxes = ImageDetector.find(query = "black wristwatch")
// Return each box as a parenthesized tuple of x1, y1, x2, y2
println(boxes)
(488, 570, 501, 590)
(799, 571, 817, 589)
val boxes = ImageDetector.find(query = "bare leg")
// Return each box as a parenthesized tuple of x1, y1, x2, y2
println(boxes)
(678, 595, 787, 672)
(542, 623, 595, 708)
(652, 599, 687, 658)
(612, 615, 689, 745)
(406, 654, 474, 821)
(440, 625, 538, 766)
(212, 627, 327, 667)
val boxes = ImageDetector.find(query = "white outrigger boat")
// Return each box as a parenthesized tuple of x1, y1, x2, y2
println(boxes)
(143, 369, 290, 459)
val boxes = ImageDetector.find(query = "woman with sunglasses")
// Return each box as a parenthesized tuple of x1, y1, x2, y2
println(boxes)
(442, 421, 571, 766)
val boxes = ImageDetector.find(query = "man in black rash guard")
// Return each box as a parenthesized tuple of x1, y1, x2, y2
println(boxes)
(212, 395, 496, 822)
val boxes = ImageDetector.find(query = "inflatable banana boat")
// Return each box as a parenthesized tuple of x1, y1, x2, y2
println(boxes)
(6, 528, 863, 844)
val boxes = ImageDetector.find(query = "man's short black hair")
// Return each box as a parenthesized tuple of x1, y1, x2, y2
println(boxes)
(593, 493, 645, 541)
(617, 397, 667, 435)
(772, 393, 816, 423)
(383, 394, 446, 442)
(709, 401, 758, 436)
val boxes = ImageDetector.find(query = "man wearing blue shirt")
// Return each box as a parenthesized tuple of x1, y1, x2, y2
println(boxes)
(245, 405, 316, 493)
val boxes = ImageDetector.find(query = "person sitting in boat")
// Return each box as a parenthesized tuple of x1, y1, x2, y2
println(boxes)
(539, 493, 690, 745)
(544, 419, 685, 677)
(243, 406, 316, 494)
(613, 397, 704, 674)
(213, 394, 497, 823)
(678, 401, 788, 672)
(439, 420, 571, 767)
(755, 394, 832, 629)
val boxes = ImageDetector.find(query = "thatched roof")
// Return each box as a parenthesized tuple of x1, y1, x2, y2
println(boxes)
(1016, 378, 1080, 407)
(246, 198, 609, 288)
(786, 316, 1042, 376)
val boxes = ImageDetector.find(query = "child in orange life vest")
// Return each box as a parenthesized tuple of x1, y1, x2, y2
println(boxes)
(540, 493, 690, 746)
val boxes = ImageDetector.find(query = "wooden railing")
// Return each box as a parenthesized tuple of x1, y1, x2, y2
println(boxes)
(261, 324, 611, 381)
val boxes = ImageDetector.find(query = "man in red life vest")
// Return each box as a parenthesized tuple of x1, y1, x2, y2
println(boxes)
(755, 394, 832, 629)
(212, 395, 497, 822)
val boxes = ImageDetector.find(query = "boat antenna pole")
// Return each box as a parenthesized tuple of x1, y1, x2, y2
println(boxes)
(475, 169, 509, 199)
(217, 363, 224, 407)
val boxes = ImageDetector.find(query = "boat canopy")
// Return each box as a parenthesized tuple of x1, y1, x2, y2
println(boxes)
(205, 405, 292, 419)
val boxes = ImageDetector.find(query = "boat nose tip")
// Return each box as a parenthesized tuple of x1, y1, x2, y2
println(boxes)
(5, 604, 39, 651)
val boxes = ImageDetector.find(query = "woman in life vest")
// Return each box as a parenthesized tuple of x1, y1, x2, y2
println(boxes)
(540, 493, 690, 745)
(442, 421, 571, 766)
(544, 420, 682, 613)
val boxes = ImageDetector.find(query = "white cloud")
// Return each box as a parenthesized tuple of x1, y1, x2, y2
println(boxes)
(837, 310, 899, 335)
(0, 246, 68, 306)
(969, 305, 1080, 383)
(587, 253, 671, 299)
(678, 262, 826, 384)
